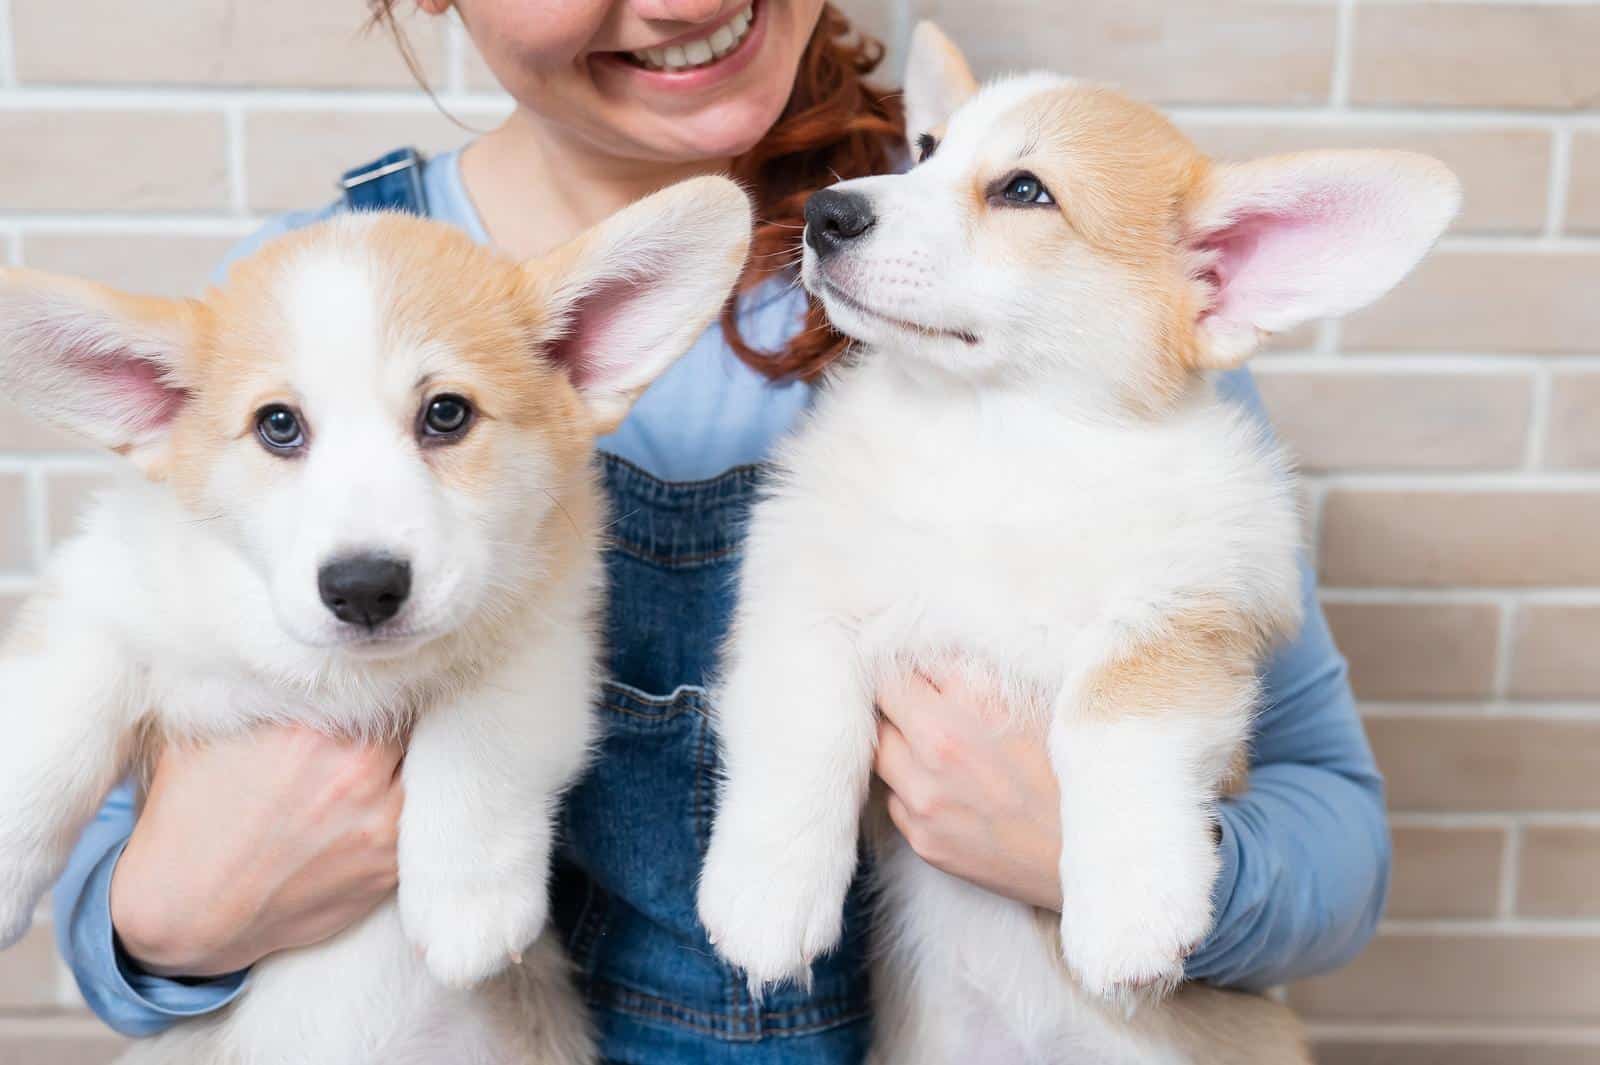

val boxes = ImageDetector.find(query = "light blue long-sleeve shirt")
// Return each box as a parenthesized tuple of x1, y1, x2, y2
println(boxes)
(53, 148, 1388, 1037)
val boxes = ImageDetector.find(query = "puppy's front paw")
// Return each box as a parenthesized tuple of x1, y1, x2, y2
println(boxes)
(400, 874, 548, 989)
(0, 841, 49, 949)
(0, 889, 36, 950)
(697, 829, 854, 996)
(1059, 831, 1218, 1004)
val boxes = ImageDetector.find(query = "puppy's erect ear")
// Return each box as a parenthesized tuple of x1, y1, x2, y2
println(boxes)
(1184, 150, 1461, 368)
(904, 21, 978, 145)
(526, 176, 753, 434)
(0, 269, 201, 477)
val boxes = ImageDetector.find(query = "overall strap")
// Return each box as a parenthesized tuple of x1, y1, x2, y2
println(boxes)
(338, 147, 430, 215)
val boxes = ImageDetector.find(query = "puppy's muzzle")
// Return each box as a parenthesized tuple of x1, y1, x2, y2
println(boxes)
(804, 189, 875, 259)
(318, 555, 412, 629)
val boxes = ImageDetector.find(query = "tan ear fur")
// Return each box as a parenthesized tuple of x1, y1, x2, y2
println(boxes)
(0, 268, 202, 480)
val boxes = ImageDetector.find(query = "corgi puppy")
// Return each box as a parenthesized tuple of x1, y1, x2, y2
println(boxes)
(697, 23, 1458, 1065)
(0, 177, 752, 1065)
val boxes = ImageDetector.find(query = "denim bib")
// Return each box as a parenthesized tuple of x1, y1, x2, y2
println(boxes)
(343, 152, 873, 1064)
(554, 457, 872, 1063)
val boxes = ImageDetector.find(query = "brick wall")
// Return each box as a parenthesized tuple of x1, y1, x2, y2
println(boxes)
(0, 1, 1595, 1062)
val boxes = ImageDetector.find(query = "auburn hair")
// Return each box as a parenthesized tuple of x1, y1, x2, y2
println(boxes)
(367, 2, 904, 382)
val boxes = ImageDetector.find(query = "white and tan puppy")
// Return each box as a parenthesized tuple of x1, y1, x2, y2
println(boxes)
(0, 177, 751, 1065)
(697, 24, 1458, 1065)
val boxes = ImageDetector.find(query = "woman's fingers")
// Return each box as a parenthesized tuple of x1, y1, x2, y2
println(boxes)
(874, 718, 918, 789)
(876, 667, 943, 730)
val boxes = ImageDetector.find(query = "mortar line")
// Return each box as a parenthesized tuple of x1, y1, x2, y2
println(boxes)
(1545, 122, 1575, 237)
(1330, 0, 1355, 108)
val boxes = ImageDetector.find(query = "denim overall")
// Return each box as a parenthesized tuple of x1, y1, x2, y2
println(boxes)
(343, 150, 872, 1064)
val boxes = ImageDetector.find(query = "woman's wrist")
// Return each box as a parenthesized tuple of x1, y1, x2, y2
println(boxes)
(109, 845, 248, 979)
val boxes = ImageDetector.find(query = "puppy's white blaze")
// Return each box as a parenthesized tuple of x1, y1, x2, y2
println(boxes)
(282, 239, 388, 402)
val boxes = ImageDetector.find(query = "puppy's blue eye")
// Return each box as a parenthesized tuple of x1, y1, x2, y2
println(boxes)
(421, 394, 473, 440)
(1000, 172, 1054, 206)
(256, 405, 304, 453)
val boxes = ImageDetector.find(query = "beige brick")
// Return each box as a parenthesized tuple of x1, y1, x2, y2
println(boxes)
(1351, 4, 1600, 110)
(1545, 371, 1600, 469)
(0, 1017, 126, 1065)
(13, 0, 444, 88)
(1342, 252, 1600, 355)
(47, 473, 116, 548)
(1386, 825, 1505, 919)
(244, 108, 509, 213)
(0, 399, 93, 453)
(1321, 490, 1600, 588)
(1571, 133, 1600, 236)
(1519, 825, 1600, 919)
(910, 0, 1335, 104)
(0, 924, 57, 1009)
(22, 234, 239, 300)
(1184, 124, 1551, 235)
(1291, 932, 1600, 1023)
(462, 43, 504, 95)
(1316, 1037, 1600, 1065)
(835, 0, 903, 76)
(0, 112, 228, 213)
(1369, 717, 1600, 812)
(1254, 371, 1530, 472)
(0, 594, 24, 638)
(1325, 602, 1500, 700)
(0, 475, 32, 573)
(1509, 606, 1600, 700)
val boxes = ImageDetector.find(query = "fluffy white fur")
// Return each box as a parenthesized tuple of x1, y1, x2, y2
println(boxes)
(697, 23, 1457, 1065)
(0, 177, 752, 1065)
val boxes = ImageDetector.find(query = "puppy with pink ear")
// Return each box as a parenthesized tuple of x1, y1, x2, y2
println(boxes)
(0, 176, 750, 1065)
(697, 22, 1455, 1065)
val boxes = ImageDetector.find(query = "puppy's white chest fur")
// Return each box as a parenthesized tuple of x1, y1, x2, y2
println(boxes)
(759, 359, 1297, 691)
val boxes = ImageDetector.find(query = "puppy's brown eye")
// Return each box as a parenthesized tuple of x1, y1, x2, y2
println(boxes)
(256, 405, 305, 455)
(996, 172, 1054, 206)
(421, 394, 473, 442)
(916, 133, 939, 164)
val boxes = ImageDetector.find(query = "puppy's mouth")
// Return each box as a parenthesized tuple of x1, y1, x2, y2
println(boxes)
(819, 280, 980, 346)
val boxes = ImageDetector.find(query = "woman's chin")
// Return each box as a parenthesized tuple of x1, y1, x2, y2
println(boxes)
(623, 97, 793, 163)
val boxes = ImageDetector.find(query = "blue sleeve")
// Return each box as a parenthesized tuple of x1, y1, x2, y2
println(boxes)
(1183, 370, 1389, 990)
(52, 208, 336, 1036)
(52, 783, 248, 1036)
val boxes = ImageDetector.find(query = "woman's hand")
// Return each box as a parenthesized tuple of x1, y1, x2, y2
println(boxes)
(874, 668, 1064, 911)
(110, 726, 404, 978)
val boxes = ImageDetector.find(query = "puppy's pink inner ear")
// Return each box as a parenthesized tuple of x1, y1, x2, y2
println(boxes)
(544, 274, 642, 391)
(23, 311, 188, 434)
(88, 347, 188, 437)
(1195, 188, 1357, 332)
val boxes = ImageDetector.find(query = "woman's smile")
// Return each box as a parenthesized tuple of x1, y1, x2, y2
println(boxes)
(593, 0, 769, 95)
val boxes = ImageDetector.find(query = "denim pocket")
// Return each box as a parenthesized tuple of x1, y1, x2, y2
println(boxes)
(558, 680, 871, 1045)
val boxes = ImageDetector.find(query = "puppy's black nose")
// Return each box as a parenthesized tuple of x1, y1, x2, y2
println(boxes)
(318, 556, 411, 629)
(805, 189, 876, 259)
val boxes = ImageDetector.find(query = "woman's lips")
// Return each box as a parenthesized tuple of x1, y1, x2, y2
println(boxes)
(592, 0, 768, 93)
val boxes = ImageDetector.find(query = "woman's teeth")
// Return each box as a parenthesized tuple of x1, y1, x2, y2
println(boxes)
(629, 6, 754, 72)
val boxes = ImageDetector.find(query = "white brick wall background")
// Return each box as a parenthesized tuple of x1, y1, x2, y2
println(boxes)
(1, 2, 1598, 1062)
